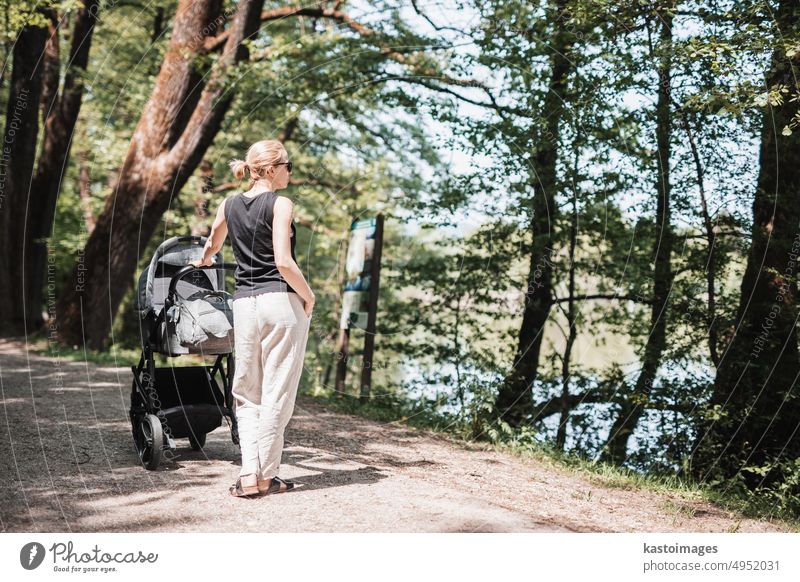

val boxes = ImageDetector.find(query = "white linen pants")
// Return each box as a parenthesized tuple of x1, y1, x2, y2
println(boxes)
(231, 291, 311, 480)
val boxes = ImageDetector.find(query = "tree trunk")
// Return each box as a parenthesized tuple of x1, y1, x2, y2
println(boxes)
(691, 0, 800, 488)
(26, 0, 100, 332)
(39, 10, 60, 123)
(152, 5, 166, 44)
(494, 0, 572, 427)
(600, 5, 674, 465)
(54, 0, 265, 349)
(556, 164, 579, 450)
(192, 159, 213, 236)
(0, 17, 49, 334)
(679, 109, 719, 367)
(77, 150, 96, 233)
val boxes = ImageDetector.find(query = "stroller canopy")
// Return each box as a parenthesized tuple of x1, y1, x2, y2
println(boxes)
(135, 235, 226, 318)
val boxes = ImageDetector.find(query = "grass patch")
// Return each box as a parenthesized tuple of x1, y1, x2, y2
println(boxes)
(25, 334, 209, 367)
(662, 499, 698, 520)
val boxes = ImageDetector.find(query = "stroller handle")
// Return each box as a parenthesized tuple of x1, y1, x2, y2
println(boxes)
(166, 263, 238, 306)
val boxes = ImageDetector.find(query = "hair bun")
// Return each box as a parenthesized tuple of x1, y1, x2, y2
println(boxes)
(230, 141, 286, 183)
(229, 158, 250, 180)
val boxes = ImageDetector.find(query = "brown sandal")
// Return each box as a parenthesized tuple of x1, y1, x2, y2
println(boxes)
(229, 476, 260, 498)
(258, 476, 295, 494)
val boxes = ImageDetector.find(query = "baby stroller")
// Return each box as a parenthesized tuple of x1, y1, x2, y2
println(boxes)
(131, 235, 239, 470)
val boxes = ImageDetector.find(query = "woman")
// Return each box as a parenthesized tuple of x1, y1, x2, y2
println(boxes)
(189, 139, 315, 498)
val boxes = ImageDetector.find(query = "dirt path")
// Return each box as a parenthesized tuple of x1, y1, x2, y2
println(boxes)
(0, 338, 792, 533)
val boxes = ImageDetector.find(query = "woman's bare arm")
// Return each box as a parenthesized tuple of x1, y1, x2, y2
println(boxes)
(191, 199, 228, 266)
(273, 196, 315, 308)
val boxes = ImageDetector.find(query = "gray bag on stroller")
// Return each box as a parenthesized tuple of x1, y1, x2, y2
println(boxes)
(169, 290, 234, 349)
(135, 236, 235, 355)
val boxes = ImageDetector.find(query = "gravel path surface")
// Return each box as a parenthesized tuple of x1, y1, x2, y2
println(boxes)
(0, 338, 792, 533)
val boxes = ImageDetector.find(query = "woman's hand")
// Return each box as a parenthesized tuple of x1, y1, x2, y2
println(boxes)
(189, 256, 214, 268)
(304, 294, 315, 318)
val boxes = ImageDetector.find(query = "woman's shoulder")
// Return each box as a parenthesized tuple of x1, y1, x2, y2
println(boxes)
(222, 193, 240, 220)
(272, 194, 293, 214)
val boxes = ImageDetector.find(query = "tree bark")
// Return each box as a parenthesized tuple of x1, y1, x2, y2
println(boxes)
(77, 149, 96, 233)
(494, 0, 573, 427)
(26, 0, 100, 332)
(0, 17, 49, 334)
(691, 0, 800, 488)
(54, 0, 264, 349)
(679, 108, 719, 367)
(600, 4, 674, 465)
(39, 10, 60, 123)
(152, 5, 166, 44)
(556, 160, 580, 450)
(191, 159, 213, 236)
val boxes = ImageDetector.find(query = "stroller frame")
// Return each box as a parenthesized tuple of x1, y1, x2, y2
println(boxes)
(129, 235, 240, 470)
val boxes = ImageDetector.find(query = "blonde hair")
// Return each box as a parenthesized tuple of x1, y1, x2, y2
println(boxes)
(229, 140, 287, 184)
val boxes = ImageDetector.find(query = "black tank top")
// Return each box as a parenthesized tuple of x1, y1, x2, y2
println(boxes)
(224, 191, 298, 299)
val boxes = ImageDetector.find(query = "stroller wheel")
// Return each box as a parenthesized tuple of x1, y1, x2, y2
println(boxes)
(136, 414, 164, 470)
(189, 432, 206, 451)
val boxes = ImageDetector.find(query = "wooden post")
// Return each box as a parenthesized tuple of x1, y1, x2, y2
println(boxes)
(334, 327, 350, 399)
(360, 213, 384, 402)
(333, 228, 350, 399)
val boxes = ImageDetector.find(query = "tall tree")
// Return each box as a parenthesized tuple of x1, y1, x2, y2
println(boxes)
(691, 0, 800, 489)
(26, 0, 99, 331)
(0, 6, 50, 333)
(494, 0, 575, 427)
(601, 1, 675, 465)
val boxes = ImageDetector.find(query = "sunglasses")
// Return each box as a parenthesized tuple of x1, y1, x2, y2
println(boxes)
(274, 161, 293, 173)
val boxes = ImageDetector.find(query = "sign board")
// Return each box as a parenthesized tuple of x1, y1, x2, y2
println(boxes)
(339, 217, 377, 329)
(334, 214, 385, 400)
